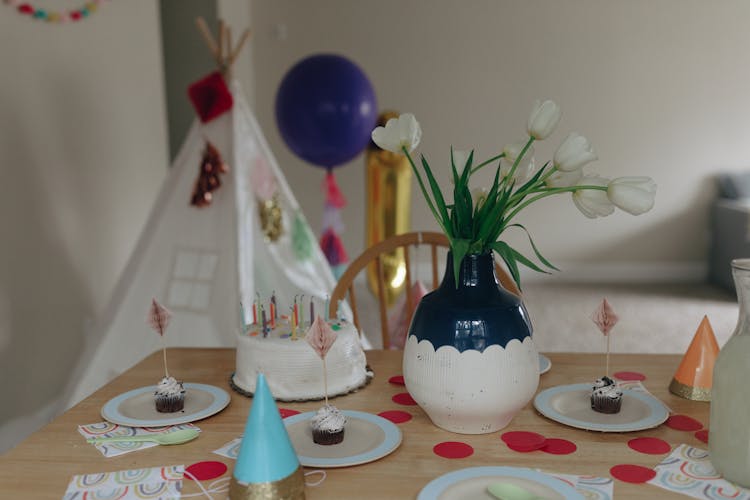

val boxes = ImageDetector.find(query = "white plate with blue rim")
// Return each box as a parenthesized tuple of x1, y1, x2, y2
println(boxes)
(538, 353, 552, 374)
(534, 383, 669, 432)
(418, 466, 581, 499)
(284, 410, 401, 468)
(101, 383, 230, 427)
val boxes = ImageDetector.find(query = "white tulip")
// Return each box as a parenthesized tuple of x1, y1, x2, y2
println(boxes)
(546, 168, 583, 188)
(572, 175, 614, 219)
(607, 177, 657, 215)
(527, 99, 561, 140)
(371, 113, 422, 153)
(554, 132, 597, 172)
(471, 187, 489, 209)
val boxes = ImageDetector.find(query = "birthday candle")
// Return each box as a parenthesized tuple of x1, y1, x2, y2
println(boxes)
(310, 297, 314, 325)
(252, 301, 257, 324)
(261, 305, 267, 338)
(299, 296, 305, 329)
(291, 306, 297, 340)
(270, 301, 276, 328)
(271, 291, 277, 319)
(293, 298, 298, 328)
(324, 295, 330, 321)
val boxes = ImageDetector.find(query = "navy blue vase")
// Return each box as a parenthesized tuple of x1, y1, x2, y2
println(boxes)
(403, 251, 539, 433)
(408, 251, 532, 351)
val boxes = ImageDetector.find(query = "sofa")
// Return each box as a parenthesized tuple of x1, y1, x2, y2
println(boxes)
(709, 172, 750, 291)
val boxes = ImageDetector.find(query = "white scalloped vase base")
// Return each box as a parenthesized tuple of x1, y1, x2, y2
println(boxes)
(403, 334, 540, 434)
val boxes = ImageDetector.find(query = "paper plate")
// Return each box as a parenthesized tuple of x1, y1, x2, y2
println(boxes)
(101, 383, 230, 427)
(418, 466, 580, 500)
(534, 383, 669, 432)
(284, 410, 401, 468)
(539, 353, 552, 374)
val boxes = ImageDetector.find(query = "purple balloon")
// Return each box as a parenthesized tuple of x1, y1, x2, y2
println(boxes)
(275, 54, 378, 168)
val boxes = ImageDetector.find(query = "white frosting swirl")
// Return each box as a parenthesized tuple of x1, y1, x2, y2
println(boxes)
(156, 376, 185, 397)
(310, 405, 346, 432)
(593, 383, 622, 400)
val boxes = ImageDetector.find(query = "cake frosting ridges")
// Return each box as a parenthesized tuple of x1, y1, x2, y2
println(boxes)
(233, 318, 370, 401)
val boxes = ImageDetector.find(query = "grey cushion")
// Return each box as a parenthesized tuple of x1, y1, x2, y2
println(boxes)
(717, 172, 750, 199)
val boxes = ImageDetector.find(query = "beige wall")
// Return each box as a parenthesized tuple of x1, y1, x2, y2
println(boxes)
(0, 2, 167, 451)
(249, 0, 750, 281)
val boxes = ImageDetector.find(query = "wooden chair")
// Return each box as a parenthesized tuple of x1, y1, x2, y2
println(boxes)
(327, 231, 520, 349)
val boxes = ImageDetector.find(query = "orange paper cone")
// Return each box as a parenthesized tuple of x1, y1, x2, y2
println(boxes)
(669, 315, 720, 401)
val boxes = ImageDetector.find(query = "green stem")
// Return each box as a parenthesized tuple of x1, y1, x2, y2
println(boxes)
(470, 153, 505, 174)
(504, 137, 535, 189)
(402, 146, 452, 239)
(504, 185, 608, 224)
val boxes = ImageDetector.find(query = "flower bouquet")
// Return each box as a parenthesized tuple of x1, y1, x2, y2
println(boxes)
(371, 100, 656, 289)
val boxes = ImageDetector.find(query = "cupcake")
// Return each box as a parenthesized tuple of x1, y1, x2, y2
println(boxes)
(590, 376, 622, 414)
(155, 376, 186, 413)
(310, 405, 346, 445)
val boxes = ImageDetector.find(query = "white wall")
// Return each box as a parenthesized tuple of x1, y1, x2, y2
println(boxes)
(0, 2, 168, 452)
(249, 0, 750, 282)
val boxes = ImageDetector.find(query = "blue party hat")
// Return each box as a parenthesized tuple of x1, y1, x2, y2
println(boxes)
(233, 373, 301, 484)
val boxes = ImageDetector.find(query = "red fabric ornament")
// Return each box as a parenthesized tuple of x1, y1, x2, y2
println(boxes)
(187, 71, 234, 123)
(319, 228, 349, 266)
(322, 171, 347, 208)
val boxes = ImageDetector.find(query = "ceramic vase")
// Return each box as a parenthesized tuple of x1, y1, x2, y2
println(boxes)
(403, 251, 539, 434)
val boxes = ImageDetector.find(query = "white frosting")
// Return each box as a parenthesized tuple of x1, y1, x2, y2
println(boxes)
(310, 405, 346, 432)
(155, 376, 184, 397)
(593, 384, 622, 400)
(233, 319, 369, 401)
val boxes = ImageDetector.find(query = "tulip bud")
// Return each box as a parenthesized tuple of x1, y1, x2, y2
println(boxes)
(554, 132, 597, 172)
(527, 99, 561, 140)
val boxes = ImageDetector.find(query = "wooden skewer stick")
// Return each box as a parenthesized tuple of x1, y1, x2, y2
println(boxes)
(195, 17, 222, 67)
(229, 29, 252, 67)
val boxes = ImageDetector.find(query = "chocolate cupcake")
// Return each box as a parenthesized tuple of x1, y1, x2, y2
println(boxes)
(155, 376, 186, 413)
(591, 376, 622, 414)
(310, 405, 346, 445)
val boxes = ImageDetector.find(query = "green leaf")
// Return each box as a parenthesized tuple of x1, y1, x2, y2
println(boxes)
(506, 223, 560, 271)
(450, 238, 471, 288)
(421, 155, 452, 231)
(491, 241, 521, 290)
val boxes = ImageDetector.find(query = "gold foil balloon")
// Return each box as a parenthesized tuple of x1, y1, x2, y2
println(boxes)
(365, 111, 412, 306)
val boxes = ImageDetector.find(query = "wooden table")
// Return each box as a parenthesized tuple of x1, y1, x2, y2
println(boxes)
(0, 349, 709, 498)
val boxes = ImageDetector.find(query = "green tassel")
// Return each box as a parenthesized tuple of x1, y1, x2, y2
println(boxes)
(291, 212, 313, 261)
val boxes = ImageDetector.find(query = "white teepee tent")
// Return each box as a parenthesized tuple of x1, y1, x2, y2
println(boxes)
(67, 81, 353, 405)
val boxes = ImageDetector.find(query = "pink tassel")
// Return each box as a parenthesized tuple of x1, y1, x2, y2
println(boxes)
(322, 171, 347, 208)
(320, 228, 349, 266)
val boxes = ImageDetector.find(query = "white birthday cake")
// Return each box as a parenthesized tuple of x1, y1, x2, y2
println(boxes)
(232, 317, 371, 401)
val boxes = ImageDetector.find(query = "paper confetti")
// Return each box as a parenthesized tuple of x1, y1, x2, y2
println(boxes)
(63, 465, 183, 500)
(78, 422, 199, 457)
(648, 444, 750, 499)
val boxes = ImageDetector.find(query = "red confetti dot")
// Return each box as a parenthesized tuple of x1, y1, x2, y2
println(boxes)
(541, 438, 577, 455)
(501, 431, 547, 452)
(433, 441, 474, 459)
(695, 429, 709, 443)
(18, 4, 34, 14)
(388, 375, 405, 385)
(614, 371, 646, 381)
(70, 11, 82, 20)
(278, 408, 300, 419)
(628, 437, 671, 455)
(392, 392, 417, 406)
(378, 410, 412, 424)
(610, 464, 656, 483)
(184, 461, 228, 481)
(666, 414, 703, 431)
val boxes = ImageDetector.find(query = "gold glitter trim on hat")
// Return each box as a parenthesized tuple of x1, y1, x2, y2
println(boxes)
(229, 465, 305, 499)
(669, 378, 711, 402)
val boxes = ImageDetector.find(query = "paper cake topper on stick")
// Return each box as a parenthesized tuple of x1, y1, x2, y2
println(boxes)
(148, 299, 172, 378)
(669, 315, 720, 401)
(591, 298, 619, 375)
(230, 373, 304, 499)
(306, 315, 338, 404)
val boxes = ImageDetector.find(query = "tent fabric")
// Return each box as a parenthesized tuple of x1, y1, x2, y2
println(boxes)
(66, 81, 351, 406)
